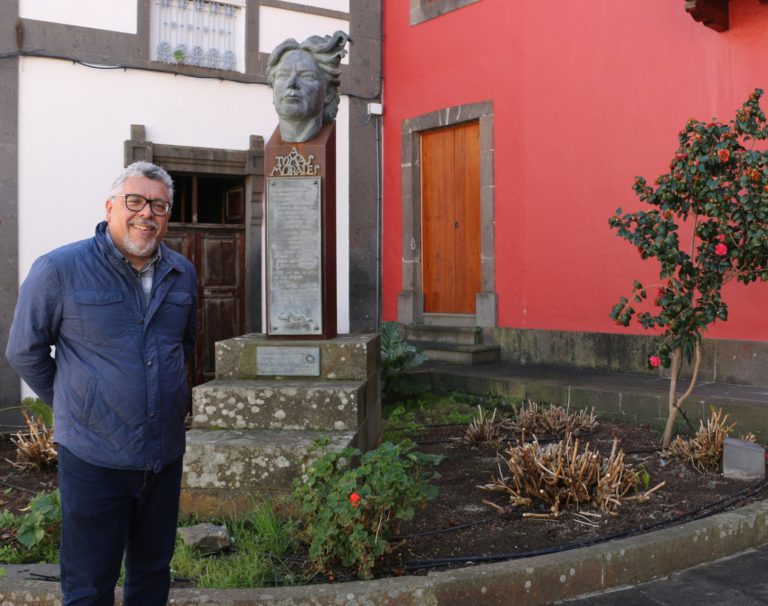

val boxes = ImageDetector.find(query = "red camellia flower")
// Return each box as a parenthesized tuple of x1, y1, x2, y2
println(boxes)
(715, 243, 728, 256)
(718, 148, 730, 163)
(649, 355, 661, 368)
(349, 492, 361, 508)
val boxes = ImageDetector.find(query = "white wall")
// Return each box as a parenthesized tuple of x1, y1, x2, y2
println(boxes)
(20, 0, 138, 33)
(259, 6, 349, 62)
(17, 57, 351, 341)
(280, 0, 348, 11)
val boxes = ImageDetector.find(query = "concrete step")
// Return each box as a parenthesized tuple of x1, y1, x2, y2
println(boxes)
(192, 379, 368, 432)
(181, 428, 356, 518)
(414, 341, 500, 365)
(420, 313, 476, 327)
(416, 361, 768, 440)
(404, 324, 484, 345)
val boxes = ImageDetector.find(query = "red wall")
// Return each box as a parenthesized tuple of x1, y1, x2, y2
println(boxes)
(382, 0, 768, 340)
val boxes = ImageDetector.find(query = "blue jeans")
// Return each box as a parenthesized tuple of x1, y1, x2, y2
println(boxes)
(57, 445, 183, 606)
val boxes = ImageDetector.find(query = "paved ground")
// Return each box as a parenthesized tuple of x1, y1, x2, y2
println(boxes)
(560, 543, 768, 605)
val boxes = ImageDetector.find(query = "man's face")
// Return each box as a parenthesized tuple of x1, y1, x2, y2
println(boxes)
(105, 175, 170, 268)
(271, 50, 327, 122)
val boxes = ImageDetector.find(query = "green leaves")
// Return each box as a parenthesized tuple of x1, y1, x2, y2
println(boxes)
(380, 322, 428, 404)
(609, 89, 768, 365)
(0, 489, 61, 564)
(16, 489, 61, 548)
(292, 440, 442, 580)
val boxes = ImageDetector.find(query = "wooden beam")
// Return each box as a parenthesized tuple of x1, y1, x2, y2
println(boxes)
(685, 0, 729, 32)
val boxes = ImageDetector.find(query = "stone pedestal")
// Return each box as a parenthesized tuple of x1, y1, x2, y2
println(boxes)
(181, 333, 380, 518)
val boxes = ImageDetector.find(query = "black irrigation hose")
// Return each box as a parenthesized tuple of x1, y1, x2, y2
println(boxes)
(0, 478, 38, 494)
(392, 514, 499, 540)
(396, 475, 768, 571)
(240, 475, 768, 581)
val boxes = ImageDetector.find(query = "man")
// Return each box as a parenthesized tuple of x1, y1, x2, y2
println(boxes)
(6, 161, 197, 605)
(266, 30, 350, 142)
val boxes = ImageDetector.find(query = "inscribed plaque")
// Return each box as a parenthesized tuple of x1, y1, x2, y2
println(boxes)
(256, 346, 321, 376)
(267, 177, 323, 335)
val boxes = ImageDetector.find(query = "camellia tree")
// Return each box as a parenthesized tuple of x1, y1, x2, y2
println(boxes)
(610, 89, 768, 448)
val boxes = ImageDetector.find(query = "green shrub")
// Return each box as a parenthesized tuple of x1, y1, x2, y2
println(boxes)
(0, 489, 61, 564)
(21, 397, 52, 428)
(380, 322, 428, 404)
(292, 439, 442, 580)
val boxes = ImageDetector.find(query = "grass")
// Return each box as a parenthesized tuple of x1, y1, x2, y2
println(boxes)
(382, 391, 515, 442)
(171, 500, 301, 588)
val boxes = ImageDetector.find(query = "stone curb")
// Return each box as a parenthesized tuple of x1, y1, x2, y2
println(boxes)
(2, 499, 768, 605)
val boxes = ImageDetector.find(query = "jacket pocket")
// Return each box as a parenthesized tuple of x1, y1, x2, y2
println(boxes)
(155, 290, 193, 339)
(75, 290, 128, 342)
(79, 377, 97, 427)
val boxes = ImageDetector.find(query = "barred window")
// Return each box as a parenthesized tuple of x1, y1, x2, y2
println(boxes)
(151, 0, 246, 72)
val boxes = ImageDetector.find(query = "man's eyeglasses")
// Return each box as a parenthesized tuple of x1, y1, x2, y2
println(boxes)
(115, 194, 172, 217)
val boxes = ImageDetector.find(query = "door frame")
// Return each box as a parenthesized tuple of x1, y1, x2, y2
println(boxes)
(397, 101, 497, 327)
(124, 124, 264, 334)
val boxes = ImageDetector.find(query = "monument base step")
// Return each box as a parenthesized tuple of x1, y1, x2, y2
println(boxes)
(192, 379, 367, 431)
(180, 427, 356, 518)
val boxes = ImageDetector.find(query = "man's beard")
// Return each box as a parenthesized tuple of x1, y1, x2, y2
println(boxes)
(122, 220, 158, 258)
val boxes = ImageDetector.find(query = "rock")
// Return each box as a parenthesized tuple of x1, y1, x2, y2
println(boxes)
(177, 523, 233, 555)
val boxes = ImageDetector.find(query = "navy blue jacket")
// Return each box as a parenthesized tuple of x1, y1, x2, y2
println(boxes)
(6, 221, 197, 472)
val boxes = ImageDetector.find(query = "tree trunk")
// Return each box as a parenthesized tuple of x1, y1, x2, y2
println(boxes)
(661, 341, 702, 449)
(661, 349, 682, 449)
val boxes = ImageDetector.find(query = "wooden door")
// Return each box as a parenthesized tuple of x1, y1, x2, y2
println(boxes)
(164, 227, 245, 385)
(421, 121, 481, 313)
(165, 175, 247, 387)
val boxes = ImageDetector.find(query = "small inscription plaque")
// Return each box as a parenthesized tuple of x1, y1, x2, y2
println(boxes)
(256, 346, 321, 376)
(267, 177, 323, 335)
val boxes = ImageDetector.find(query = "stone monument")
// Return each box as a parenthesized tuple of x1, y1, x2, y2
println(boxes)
(180, 32, 382, 518)
(265, 30, 350, 339)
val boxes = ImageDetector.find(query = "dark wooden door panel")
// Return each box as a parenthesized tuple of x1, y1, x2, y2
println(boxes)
(201, 296, 240, 377)
(201, 234, 240, 288)
(197, 230, 244, 383)
(163, 233, 193, 259)
(167, 225, 245, 386)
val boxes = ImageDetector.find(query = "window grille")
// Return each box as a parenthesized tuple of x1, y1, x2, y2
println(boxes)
(151, 0, 245, 72)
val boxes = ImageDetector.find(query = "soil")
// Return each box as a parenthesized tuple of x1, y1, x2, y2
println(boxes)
(1, 422, 766, 582)
(385, 422, 766, 576)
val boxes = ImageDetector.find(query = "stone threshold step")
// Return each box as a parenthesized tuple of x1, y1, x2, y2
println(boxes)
(404, 324, 484, 345)
(412, 341, 500, 365)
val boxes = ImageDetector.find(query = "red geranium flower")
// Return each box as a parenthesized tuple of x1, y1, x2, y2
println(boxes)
(649, 355, 661, 368)
(718, 148, 730, 163)
(349, 492, 361, 508)
(715, 243, 728, 256)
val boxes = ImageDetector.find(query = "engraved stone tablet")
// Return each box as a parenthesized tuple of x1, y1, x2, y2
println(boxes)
(267, 177, 323, 335)
(256, 346, 321, 376)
